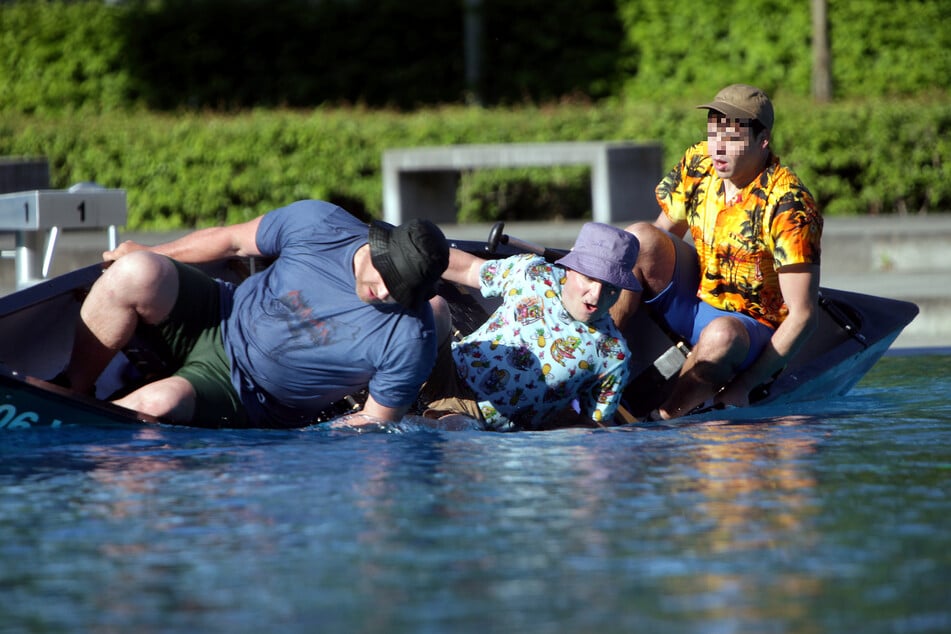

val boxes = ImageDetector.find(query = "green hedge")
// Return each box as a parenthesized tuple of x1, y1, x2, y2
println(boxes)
(0, 0, 625, 112)
(0, 1, 129, 113)
(1, 1, 948, 226)
(617, 0, 951, 101)
(2, 99, 948, 229)
(2, 1, 949, 113)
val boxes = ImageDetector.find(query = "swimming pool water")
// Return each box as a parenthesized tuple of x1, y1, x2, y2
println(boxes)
(1, 352, 949, 633)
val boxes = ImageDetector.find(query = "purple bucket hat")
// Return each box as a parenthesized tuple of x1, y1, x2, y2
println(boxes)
(555, 222, 641, 292)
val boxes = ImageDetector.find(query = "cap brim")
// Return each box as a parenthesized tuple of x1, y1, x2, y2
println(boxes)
(697, 100, 759, 122)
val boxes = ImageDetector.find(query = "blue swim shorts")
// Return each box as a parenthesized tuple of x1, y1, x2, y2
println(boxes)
(644, 234, 774, 371)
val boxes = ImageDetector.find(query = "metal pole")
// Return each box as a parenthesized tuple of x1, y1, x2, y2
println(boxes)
(14, 230, 44, 289)
(464, 0, 483, 106)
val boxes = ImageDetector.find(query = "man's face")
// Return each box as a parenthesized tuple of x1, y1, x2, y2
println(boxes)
(706, 113, 768, 184)
(355, 247, 398, 305)
(561, 269, 620, 323)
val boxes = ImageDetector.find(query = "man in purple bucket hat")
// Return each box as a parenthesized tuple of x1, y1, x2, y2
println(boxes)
(417, 222, 640, 431)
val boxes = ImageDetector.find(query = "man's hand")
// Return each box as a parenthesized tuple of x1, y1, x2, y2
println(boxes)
(326, 411, 392, 430)
(714, 377, 753, 409)
(103, 240, 152, 262)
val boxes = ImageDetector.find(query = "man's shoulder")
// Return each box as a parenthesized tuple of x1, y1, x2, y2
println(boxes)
(664, 142, 715, 190)
(502, 252, 546, 267)
(760, 161, 820, 218)
(679, 141, 712, 167)
(486, 253, 548, 280)
(264, 200, 362, 233)
(765, 157, 812, 192)
(384, 303, 436, 339)
(259, 201, 366, 258)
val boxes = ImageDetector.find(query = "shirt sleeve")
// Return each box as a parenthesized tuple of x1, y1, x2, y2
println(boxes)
(769, 173, 823, 269)
(655, 141, 708, 224)
(478, 254, 537, 298)
(368, 314, 439, 409)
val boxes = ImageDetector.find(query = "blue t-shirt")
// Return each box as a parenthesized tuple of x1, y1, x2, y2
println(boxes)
(221, 200, 437, 427)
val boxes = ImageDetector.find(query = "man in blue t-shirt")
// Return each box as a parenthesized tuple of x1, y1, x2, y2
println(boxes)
(54, 200, 449, 428)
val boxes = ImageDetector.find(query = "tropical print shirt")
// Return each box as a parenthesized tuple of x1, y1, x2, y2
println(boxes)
(451, 254, 630, 431)
(656, 141, 823, 328)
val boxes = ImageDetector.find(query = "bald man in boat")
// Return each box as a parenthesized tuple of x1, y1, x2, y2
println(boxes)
(53, 200, 449, 428)
(610, 84, 823, 420)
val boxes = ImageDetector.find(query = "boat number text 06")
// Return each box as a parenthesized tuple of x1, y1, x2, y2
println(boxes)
(0, 404, 63, 429)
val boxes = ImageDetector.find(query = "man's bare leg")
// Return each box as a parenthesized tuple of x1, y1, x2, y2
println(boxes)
(657, 316, 749, 419)
(62, 251, 180, 394)
(609, 222, 678, 330)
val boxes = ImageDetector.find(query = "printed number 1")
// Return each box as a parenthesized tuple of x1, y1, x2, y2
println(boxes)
(78, 201, 86, 222)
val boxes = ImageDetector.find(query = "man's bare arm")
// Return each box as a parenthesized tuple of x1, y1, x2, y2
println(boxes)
(717, 264, 820, 407)
(105, 217, 264, 263)
(443, 247, 485, 289)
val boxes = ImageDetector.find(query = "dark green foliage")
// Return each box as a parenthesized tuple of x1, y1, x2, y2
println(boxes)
(828, 0, 951, 98)
(616, 0, 951, 101)
(0, 0, 626, 111)
(0, 1, 129, 113)
(617, 0, 814, 101)
(114, 0, 466, 110)
(2, 100, 948, 229)
(6, 0, 946, 113)
(477, 0, 630, 104)
(782, 100, 951, 215)
(0, 1, 948, 227)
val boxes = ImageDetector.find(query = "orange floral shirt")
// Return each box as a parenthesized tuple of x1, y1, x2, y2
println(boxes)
(656, 142, 822, 329)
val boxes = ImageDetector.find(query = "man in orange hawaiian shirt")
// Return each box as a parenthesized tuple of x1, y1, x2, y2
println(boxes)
(611, 84, 823, 420)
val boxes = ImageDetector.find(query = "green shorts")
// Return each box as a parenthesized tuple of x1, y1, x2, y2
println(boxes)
(141, 260, 248, 427)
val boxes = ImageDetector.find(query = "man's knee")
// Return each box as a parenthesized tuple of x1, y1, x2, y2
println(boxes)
(623, 222, 668, 254)
(695, 317, 750, 364)
(620, 222, 677, 295)
(621, 221, 655, 242)
(96, 252, 179, 323)
(102, 251, 171, 290)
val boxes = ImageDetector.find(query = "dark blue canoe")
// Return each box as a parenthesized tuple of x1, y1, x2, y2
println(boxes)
(0, 233, 919, 430)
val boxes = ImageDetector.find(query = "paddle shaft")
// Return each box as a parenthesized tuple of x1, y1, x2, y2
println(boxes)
(485, 221, 568, 263)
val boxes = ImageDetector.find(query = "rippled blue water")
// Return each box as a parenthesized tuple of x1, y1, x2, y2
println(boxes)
(1, 351, 949, 633)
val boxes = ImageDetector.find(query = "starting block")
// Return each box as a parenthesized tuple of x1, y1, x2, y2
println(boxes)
(0, 184, 127, 289)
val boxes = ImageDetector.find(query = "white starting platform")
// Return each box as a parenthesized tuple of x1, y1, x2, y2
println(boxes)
(0, 186, 127, 289)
